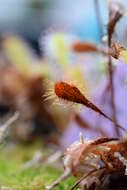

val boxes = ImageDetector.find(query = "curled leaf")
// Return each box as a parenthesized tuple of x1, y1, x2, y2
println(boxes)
(108, 2, 124, 44)
(109, 42, 125, 59)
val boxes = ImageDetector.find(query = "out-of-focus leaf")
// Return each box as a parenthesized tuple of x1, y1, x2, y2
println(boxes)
(3, 36, 32, 75)
(54, 34, 69, 68)
(30, 63, 51, 77)
(120, 49, 127, 64)
(3, 35, 51, 78)
(72, 41, 98, 53)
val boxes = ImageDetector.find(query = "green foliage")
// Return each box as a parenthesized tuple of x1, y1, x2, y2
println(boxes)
(0, 143, 75, 190)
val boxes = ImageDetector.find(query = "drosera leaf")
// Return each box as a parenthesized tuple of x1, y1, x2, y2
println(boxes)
(54, 81, 127, 133)
(72, 41, 98, 53)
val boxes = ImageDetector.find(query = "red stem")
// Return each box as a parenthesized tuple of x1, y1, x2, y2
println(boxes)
(108, 38, 120, 137)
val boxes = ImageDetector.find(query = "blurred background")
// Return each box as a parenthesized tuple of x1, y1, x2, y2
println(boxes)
(1, 0, 127, 146)
(0, 0, 109, 55)
(1, 1, 127, 189)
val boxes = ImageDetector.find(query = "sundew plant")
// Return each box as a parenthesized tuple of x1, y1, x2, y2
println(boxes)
(1, 1, 127, 190)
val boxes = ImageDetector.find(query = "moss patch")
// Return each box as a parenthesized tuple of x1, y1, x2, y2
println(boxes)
(0, 142, 76, 190)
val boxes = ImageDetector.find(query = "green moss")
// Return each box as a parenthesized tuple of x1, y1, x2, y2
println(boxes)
(0, 143, 76, 190)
